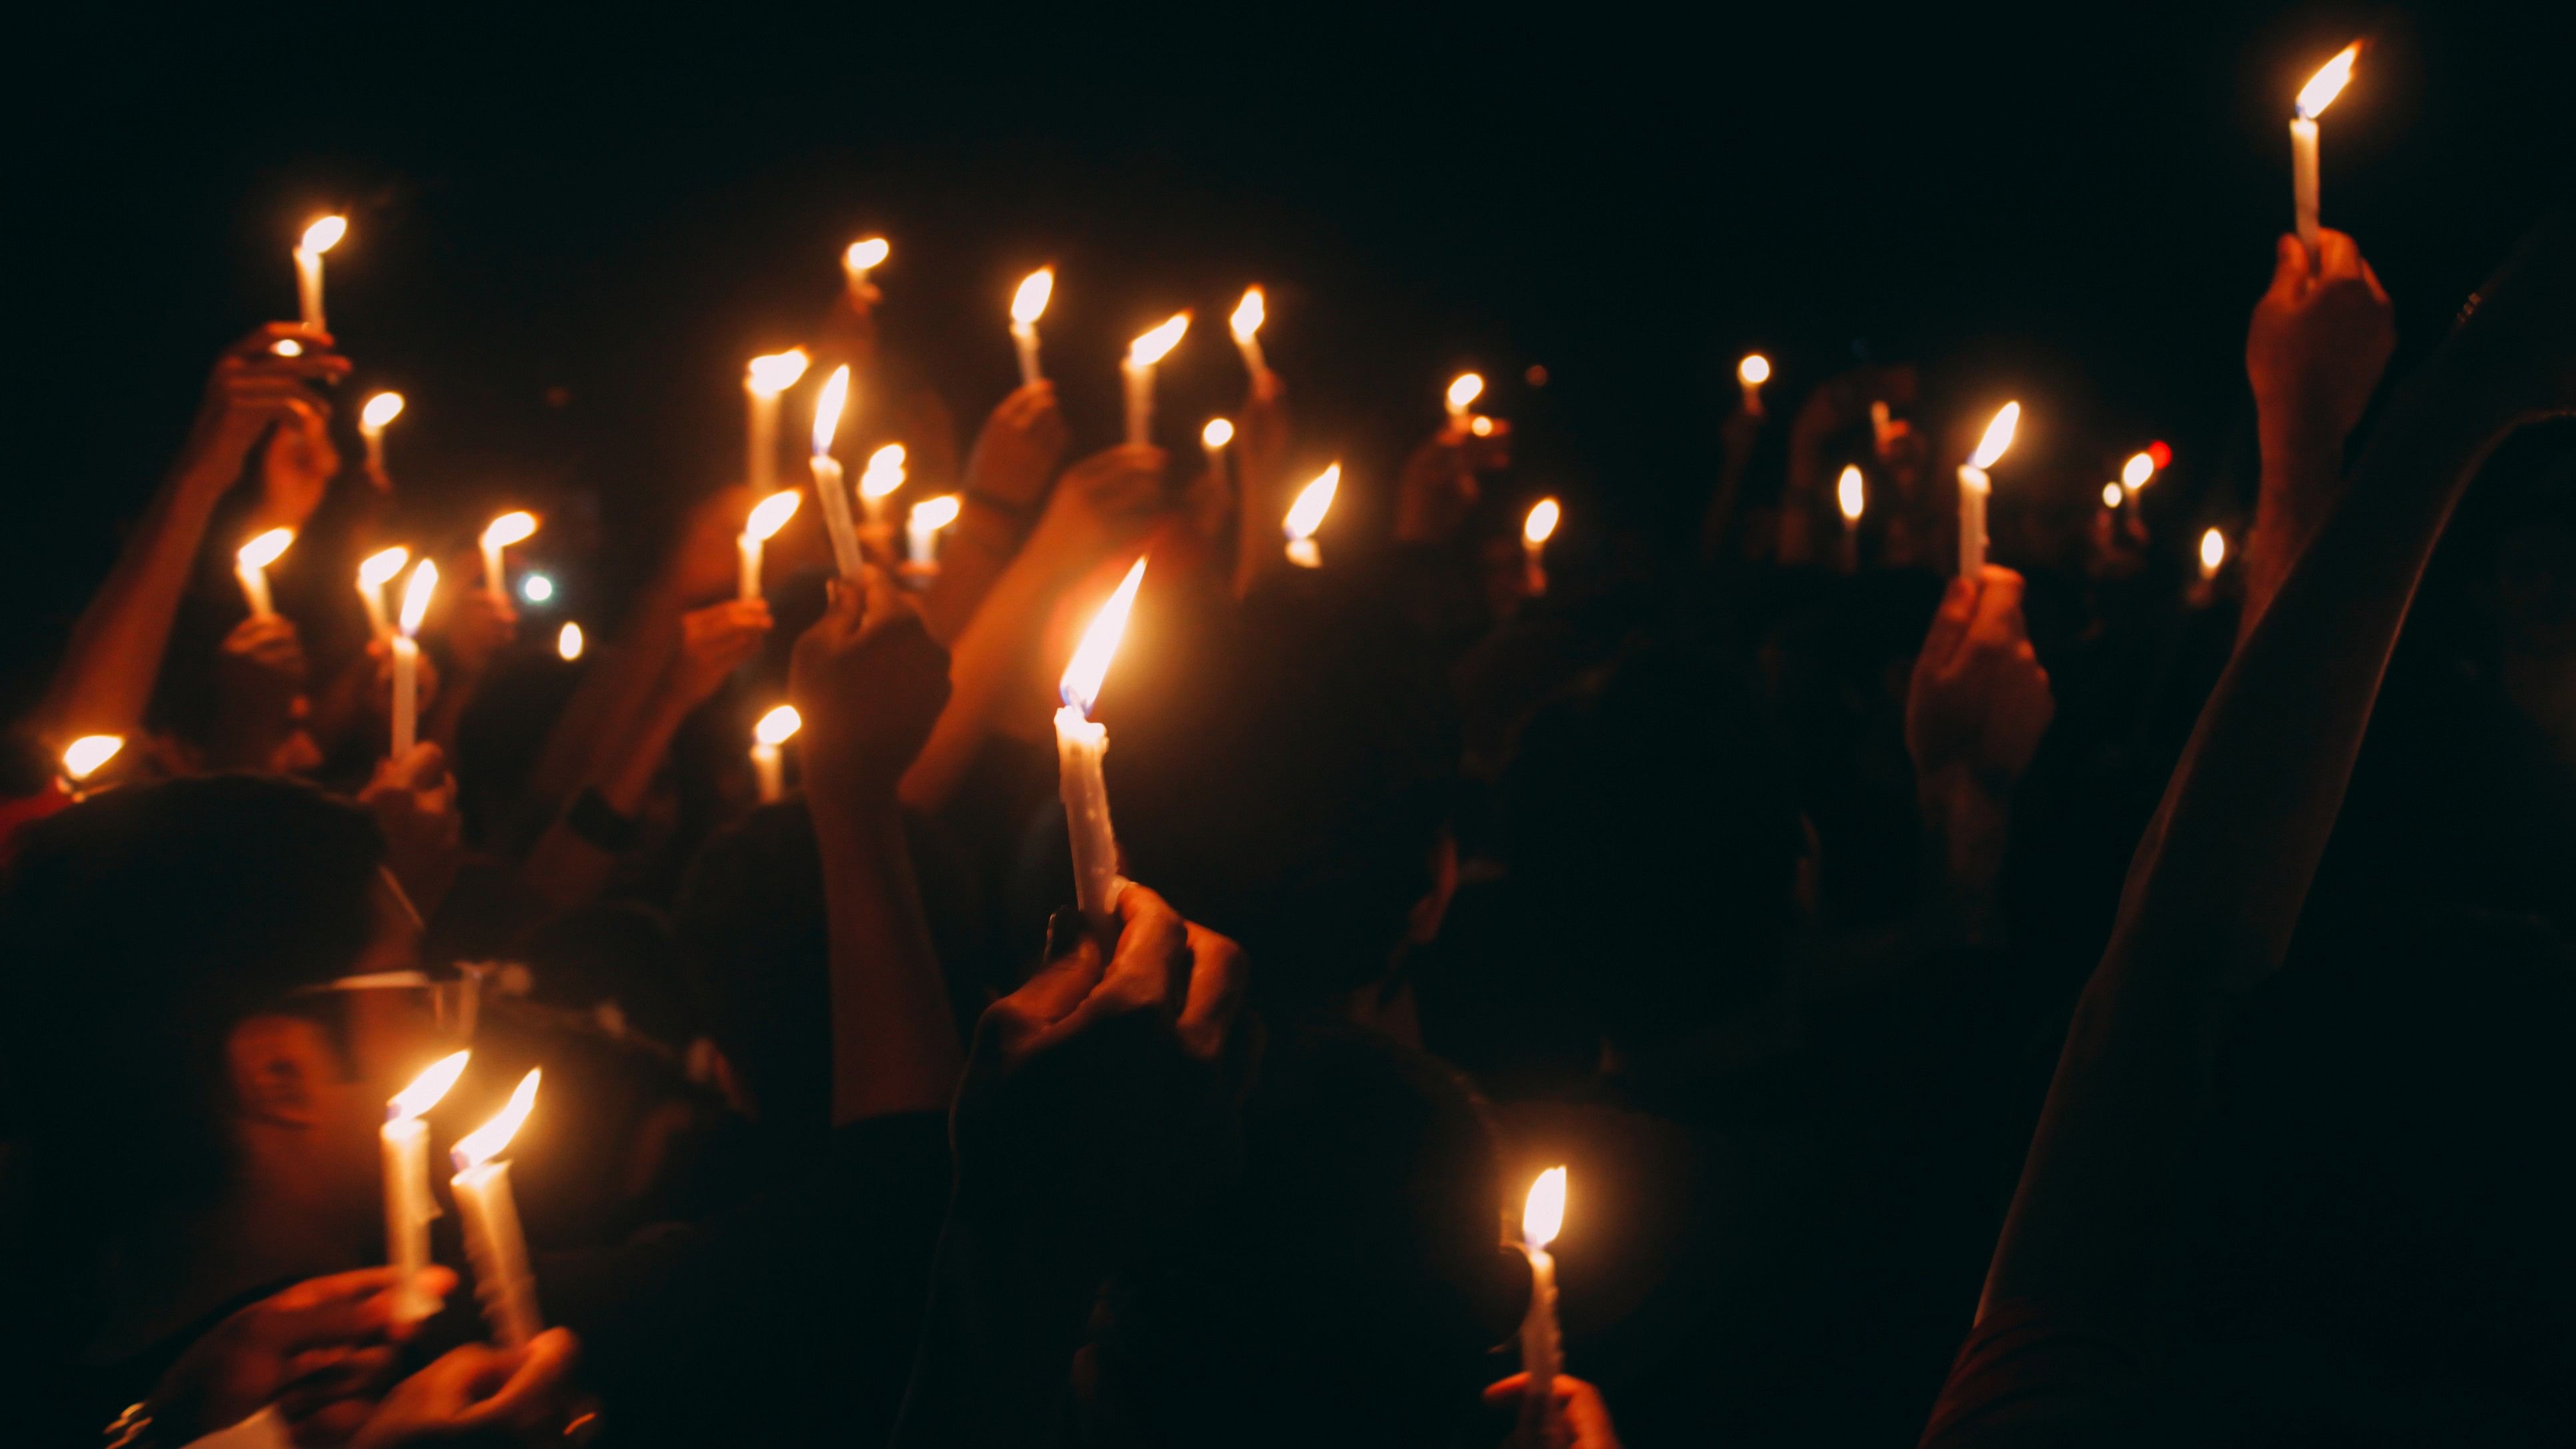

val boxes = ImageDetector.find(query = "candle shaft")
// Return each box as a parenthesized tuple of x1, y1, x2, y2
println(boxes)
(1286, 538, 1321, 569)
(1523, 539, 1547, 597)
(1053, 707, 1121, 928)
(481, 541, 508, 605)
(381, 1118, 437, 1322)
(1740, 378, 1765, 417)
(1235, 332, 1267, 380)
(2290, 117, 2321, 262)
(360, 583, 393, 643)
(451, 1160, 543, 1348)
(363, 429, 388, 481)
(391, 636, 419, 758)
(1123, 361, 1154, 449)
(906, 517, 942, 573)
(1013, 323, 1044, 387)
(751, 742, 784, 803)
(811, 456, 865, 579)
(237, 561, 275, 620)
(748, 389, 780, 495)
(1957, 466, 1989, 578)
(1521, 1246, 1561, 1431)
(739, 535, 763, 603)
(296, 249, 327, 335)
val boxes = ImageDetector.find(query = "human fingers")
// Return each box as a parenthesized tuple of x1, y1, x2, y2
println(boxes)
(2313, 227, 2365, 285)
(1174, 921, 1249, 1059)
(448, 1328, 578, 1433)
(2269, 233, 2309, 303)
(981, 920, 1108, 1050)
(1078, 883, 1189, 1022)
(1965, 566, 2028, 646)
(1915, 575, 1977, 675)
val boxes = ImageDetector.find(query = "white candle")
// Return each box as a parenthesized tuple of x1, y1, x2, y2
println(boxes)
(449, 1069, 544, 1348)
(906, 494, 961, 578)
(359, 391, 403, 481)
(843, 237, 889, 303)
(739, 489, 802, 603)
(1737, 353, 1771, 417)
(1444, 372, 1484, 435)
(480, 511, 537, 606)
(357, 547, 409, 643)
(1838, 465, 1865, 571)
(744, 349, 811, 495)
(1201, 417, 1234, 487)
(392, 561, 437, 758)
(2291, 43, 2359, 263)
(1011, 268, 1053, 387)
(235, 527, 294, 620)
(859, 445, 906, 531)
(1055, 557, 1147, 928)
(1229, 287, 1269, 380)
(294, 215, 345, 335)
(1283, 465, 1339, 569)
(1523, 497, 1560, 597)
(1123, 313, 1191, 448)
(1519, 1167, 1568, 1434)
(383, 1051, 469, 1324)
(1957, 403, 2020, 578)
(751, 705, 800, 803)
(810, 365, 864, 579)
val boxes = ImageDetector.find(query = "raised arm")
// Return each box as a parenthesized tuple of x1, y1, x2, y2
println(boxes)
(919, 382, 1067, 643)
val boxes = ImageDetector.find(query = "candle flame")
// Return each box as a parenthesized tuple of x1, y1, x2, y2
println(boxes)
(299, 215, 347, 255)
(745, 489, 802, 542)
(398, 560, 438, 637)
(2296, 41, 2361, 119)
(359, 546, 411, 589)
(1523, 1166, 1567, 1249)
(845, 237, 890, 272)
(812, 365, 851, 455)
(450, 1068, 540, 1174)
(481, 511, 538, 551)
(1469, 415, 1496, 437)
(1201, 417, 1235, 449)
(1967, 402, 2021, 471)
(909, 494, 961, 531)
(754, 704, 803, 746)
(2101, 482, 2126, 509)
(1284, 465, 1340, 543)
(2122, 451, 2156, 490)
(1524, 497, 1561, 546)
(1229, 287, 1265, 342)
(1011, 267, 1055, 326)
(2200, 527, 2227, 574)
(389, 1050, 471, 1122)
(1059, 557, 1147, 717)
(1738, 353, 1772, 387)
(861, 444, 907, 501)
(272, 339, 305, 357)
(1127, 313, 1190, 369)
(361, 391, 405, 431)
(1838, 467, 1866, 523)
(61, 734, 123, 782)
(238, 527, 295, 571)
(746, 348, 811, 399)
(557, 622, 584, 661)
(1446, 372, 1484, 413)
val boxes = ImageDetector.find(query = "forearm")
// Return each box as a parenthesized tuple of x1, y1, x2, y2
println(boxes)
(918, 502, 1024, 645)
(525, 582, 686, 807)
(37, 468, 225, 740)
(515, 693, 688, 910)
(815, 797, 963, 1123)
(2238, 419, 2343, 641)
(1917, 768, 2015, 948)
(901, 550, 1067, 812)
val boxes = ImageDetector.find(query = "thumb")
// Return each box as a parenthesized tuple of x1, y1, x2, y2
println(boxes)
(857, 563, 909, 633)
(2271, 233, 2308, 298)
(1917, 576, 1977, 673)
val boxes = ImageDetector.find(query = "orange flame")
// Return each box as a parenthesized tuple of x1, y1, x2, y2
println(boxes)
(1202, 417, 1235, 449)
(1738, 353, 1772, 387)
(238, 527, 295, 571)
(812, 365, 851, 455)
(359, 547, 411, 590)
(1128, 313, 1190, 368)
(754, 705, 802, 746)
(1060, 557, 1147, 717)
(745, 490, 802, 541)
(1524, 497, 1561, 546)
(861, 444, 907, 501)
(450, 1068, 540, 1173)
(909, 494, 962, 531)
(2122, 451, 2155, 490)
(557, 622, 585, 661)
(481, 511, 538, 551)
(389, 1050, 471, 1122)
(398, 560, 439, 637)
(845, 237, 890, 272)
(61, 734, 123, 782)
(1284, 465, 1340, 543)
(1968, 403, 2021, 471)
(746, 349, 811, 399)
(2297, 41, 2360, 119)
(1446, 372, 1485, 413)
(361, 392, 405, 432)
(1523, 1166, 1567, 1248)
(1838, 467, 1866, 522)
(1011, 268, 1055, 326)
(299, 215, 347, 255)
(2201, 527, 2227, 574)
(1230, 287, 1265, 341)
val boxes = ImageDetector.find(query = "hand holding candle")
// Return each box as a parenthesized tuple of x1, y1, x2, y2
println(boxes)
(739, 489, 802, 602)
(392, 561, 438, 758)
(480, 512, 537, 607)
(293, 215, 347, 336)
(745, 349, 811, 495)
(1957, 402, 2021, 578)
(1523, 497, 1560, 596)
(751, 704, 801, 802)
(236, 527, 295, 619)
(2290, 42, 2361, 264)
(1123, 314, 1191, 447)
(383, 1051, 470, 1324)
(1056, 557, 1147, 928)
(1010, 267, 1054, 385)
(449, 1068, 545, 1348)
(810, 365, 864, 579)
(1229, 287, 1269, 381)
(1519, 1166, 1569, 1441)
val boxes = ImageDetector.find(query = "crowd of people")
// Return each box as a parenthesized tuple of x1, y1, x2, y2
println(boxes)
(2, 197, 2570, 1448)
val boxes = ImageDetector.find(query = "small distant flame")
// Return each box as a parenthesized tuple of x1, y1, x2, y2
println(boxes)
(1201, 417, 1235, 449)
(845, 237, 891, 272)
(745, 489, 802, 542)
(2101, 482, 2126, 509)
(754, 704, 803, 746)
(389, 1050, 471, 1123)
(359, 546, 411, 590)
(812, 365, 851, 455)
(861, 444, 907, 501)
(557, 622, 584, 661)
(2122, 451, 2156, 490)
(746, 349, 811, 399)
(450, 1068, 540, 1174)
(1060, 557, 1148, 718)
(481, 511, 538, 551)
(1968, 403, 2022, 471)
(1446, 373, 1485, 413)
(910, 494, 961, 532)
(1525, 497, 1562, 546)
(2296, 41, 2361, 120)
(1230, 287, 1265, 342)
(299, 215, 347, 255)
(1128, 313, 1190, 369)
(238, 527, 295, 571)
(1284, 465, 1340, 543)
(1469, 416, 1496, 437)
(272, 339, 305, 357)
(1523, 1166, 1567, 1249)
(1011, 268, 1055, 326)
(361, 391, 405, 432)
(2200, 527, 2227, 575)
(398, 560, 439, 637)
(61, 734, 123, 782)
(1738, 353, 1772, 387)
(1838, 467, 1867, 523)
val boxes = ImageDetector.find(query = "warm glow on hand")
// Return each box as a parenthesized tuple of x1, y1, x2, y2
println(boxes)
(2297, 41, 2361, 119)
(1061, 557, 1148, 717)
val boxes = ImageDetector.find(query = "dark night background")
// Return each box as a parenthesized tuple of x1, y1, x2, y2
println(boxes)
(9, 2, 2568, 716)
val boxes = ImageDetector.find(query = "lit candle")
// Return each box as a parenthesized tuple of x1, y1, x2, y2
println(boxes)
(383, 1050, 469, 1324)
(1869, 399, 1897, 452)
(293, 215, 346, 335)
(479, 512, 537, 606)
(1738, 353, 1772, 416)
(1523, 497, 1561, 597)
(1957, 402, 2021, 578)
(358, 547, 411, 643)
(809, 365, 863, 579)
(359, 392, 404, 481)
(449, 1068, 544, 1348)
(2101, 482, 2126, 511)
(557, 622, 584, 662)
(1283, 465, 1339, 569)
(2291, 43, 2360, 264)
(1519, 1166, 1568, 1436)
(60, 734, 123, 796)
(2121, 450, 2157, 500)
(738, 489, 802, 602)
(271, 339, 305, 357)
(1123, 315, 1191, 448)
(1838, 465, 1866, 570)
(905, 494, 961, 578)
(2200, 527, 2227, 580)
(1010, 268, 1054, 387)
(235, 528, 295, 619)
(859, 444, 906, 531)
(843, 236, 890, 303)
(1201, 417, 1234, 486)
(1055, 557, 1147, 929)
(1445, 372, 1484, 435)
(751, 705, 801, 803)
(392, 561, 437, 758)
(744, 349, 811, 496)
(1229, 287, 1269, 381)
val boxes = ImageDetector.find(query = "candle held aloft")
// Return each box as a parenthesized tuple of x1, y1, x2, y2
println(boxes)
(1738, 353, 1771, 416)
(2200, 527, 2227, 579)
(751, 705, 801, 803)
(2291, 43, 2359, 263)
(1055, 558, 1147, 928)
(383, 1050, 469, 1324)
(359, 391, 404, 481)
(809, 365, 864, 579)
(2121, 450, 2157, 498)
(358, 547, 410, 642)
(1124, 314, 1190, 447)
(450, 1068, 544, 1347)
(1520, 1167, 1568, 1436)
(480, 512, 537, 605)
(392, 561, 437, 758)
(843, 237, 889, 302)
(1201, 417, 1234, 489)
(235, 528, 294, 619)
(557, 622, 584, 661)
(1229, 287, 1269, 379)
(1957, 402, 2021, 578)
(739, 489, 801, 602)
(294, 215, 345, 335)
(1838, 465, 1865, 571)
(906, 495, 961, 579)
(744, 349, 811, 496)
(1010, 268, 1054, 386)
(1522, 497, 1561, 597)
(1283, 465, 1339, 569)
(859, 444, 906, 531)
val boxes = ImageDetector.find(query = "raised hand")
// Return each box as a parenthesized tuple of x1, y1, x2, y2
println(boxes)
(2247, 228, 2396, 459)
(963, 381, 1070, 515)
(209, 613, 311, 769)
(790, 568, 952, 804)
(1024, 444, 1169, 578)
(173, 325, 352, 498)
(255, 393, 343, 533)
(361, 741, 463, 920)
(1483, 1372, 1625, 1449)
(1905, 567, 2054, 794)
(661, 599, 773, 709)
(441, 577, 520, 681)
(345, 1328, 580, 1449)
(1392, 420, 1513, 545)
(147, 1266, 454, 1446)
